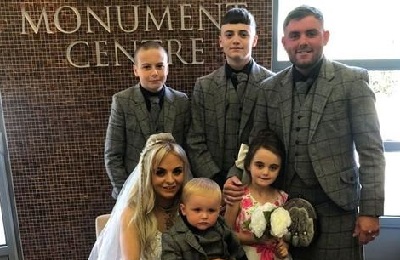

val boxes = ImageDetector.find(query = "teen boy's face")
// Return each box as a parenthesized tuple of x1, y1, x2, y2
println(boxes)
(219, 23, 258, 69)
(180, 194, 220, 231)
(133, 47, 168, 93)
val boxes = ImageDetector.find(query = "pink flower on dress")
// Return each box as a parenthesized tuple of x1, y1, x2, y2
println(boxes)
(242, 196, 253, 209)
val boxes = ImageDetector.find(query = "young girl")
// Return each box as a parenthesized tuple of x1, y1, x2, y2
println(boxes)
(224, 129, 289, 260)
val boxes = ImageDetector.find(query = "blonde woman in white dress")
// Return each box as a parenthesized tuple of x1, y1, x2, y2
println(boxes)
(89, 133, 191, 260)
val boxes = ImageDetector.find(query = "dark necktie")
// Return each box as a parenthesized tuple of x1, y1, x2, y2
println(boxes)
(295, 80, 311, 105)
(149, 96, 160, 131)
(232, 72, 249, 99)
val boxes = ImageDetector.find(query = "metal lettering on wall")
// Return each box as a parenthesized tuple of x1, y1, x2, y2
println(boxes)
(20, 3, 248, 68)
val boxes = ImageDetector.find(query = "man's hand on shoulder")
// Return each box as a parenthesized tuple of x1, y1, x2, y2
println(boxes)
(223, 176, 245, 205)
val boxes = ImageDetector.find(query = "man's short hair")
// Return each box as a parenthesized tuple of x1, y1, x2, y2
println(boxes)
(221, 7, 256, 30)
(283, 5, 324, 30)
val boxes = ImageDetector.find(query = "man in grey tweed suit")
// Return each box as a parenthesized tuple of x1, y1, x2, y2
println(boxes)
(224, 6, 385, 260)
(186, 8, 274, 187)
(105, 41, 190, 199)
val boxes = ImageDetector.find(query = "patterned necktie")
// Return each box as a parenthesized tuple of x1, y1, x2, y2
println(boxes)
(295, 80, 311, 105)
(149, 96, 160, 131)
(232, 72, 249, 99)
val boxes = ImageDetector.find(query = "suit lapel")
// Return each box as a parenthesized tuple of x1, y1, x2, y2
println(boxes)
(279, 69, 295, 149)
(239, 64, 260, 138)
(132, 84, 153, 138)
(309, 59, 335, 142)
(162, 86, 176, 132)
(174, 217, 206, 255)
(214, 67, 228, 149)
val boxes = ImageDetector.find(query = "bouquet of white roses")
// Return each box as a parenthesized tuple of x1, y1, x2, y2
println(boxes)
(247, 202, 292, 239)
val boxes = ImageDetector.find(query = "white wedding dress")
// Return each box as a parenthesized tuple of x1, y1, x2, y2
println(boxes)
(88, 166, 162, 260)
(89, 230, 162, 260)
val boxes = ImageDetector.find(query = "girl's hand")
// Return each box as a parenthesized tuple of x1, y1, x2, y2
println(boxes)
(257, 233, 277, 245)
(275, 238, 289, 259)
(261, 236, 277, 247)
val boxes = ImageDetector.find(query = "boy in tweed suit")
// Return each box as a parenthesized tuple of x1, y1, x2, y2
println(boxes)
(224, 5, 385, 260)
(105, 41, 190, 199)
(162, 178, 247, 260)
(186, 8, 274, 188)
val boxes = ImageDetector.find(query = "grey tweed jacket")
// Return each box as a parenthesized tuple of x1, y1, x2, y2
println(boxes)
(187, 62, 274, 178)
(104, 84, 190, 198)
(162, 216, 247, 260)
(253, 58, 385, 215)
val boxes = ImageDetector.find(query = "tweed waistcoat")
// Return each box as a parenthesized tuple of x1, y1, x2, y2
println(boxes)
(288, 82, 319, 186)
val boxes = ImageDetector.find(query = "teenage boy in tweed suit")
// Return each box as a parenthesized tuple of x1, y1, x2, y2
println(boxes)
(186, 8, 274, 188)
(104, 41, 190, 199)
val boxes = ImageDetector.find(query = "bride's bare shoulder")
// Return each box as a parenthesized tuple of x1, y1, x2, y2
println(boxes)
(121, 206, 136, 226)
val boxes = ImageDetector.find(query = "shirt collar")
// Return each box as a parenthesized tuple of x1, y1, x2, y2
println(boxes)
(225, 59, 254, 79)
(293, 58, 323, 83)
(140, 85, 165, 99)
(140, 86, 165, 110)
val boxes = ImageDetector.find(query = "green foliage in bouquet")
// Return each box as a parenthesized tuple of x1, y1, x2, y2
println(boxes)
(244, 203, 291, 240)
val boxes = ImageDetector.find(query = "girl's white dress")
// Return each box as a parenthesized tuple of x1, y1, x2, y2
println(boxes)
(235, 187, 289, 260)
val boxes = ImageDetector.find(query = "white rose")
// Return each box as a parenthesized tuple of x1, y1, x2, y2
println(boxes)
(270, 207, 291, 238)
(249, 206, 267, 238)
(260, 202, 276, 212)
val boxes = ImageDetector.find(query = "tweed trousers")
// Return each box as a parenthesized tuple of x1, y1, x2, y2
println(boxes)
(287, 176, 363, 260)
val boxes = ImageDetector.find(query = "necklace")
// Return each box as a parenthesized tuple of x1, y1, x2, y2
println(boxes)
(155, 204, 178, 231)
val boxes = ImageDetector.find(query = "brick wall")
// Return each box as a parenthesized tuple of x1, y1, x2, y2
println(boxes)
(0, 1, 273, 259)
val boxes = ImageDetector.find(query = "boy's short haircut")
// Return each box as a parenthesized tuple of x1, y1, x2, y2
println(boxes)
(181, 178, 221, 203)
(221, 7, 256, 29)
(133, 40, 167, 64)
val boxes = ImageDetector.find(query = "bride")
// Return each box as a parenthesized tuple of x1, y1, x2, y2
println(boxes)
(89, 133, 191, 259)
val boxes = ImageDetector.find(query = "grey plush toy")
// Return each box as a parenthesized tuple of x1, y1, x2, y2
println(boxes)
(283, 198, 317, 247)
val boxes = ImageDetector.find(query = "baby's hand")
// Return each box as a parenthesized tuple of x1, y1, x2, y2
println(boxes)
(275, 238, 289, 259)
